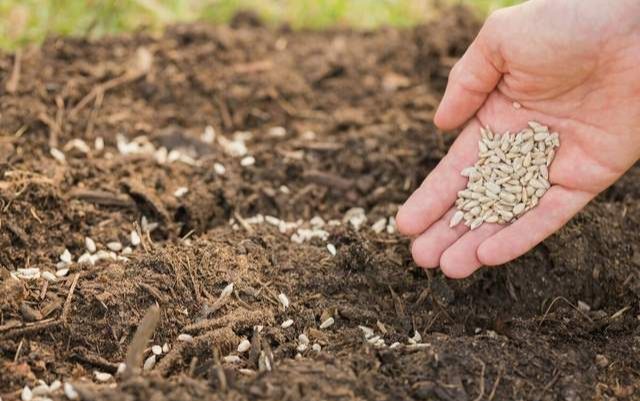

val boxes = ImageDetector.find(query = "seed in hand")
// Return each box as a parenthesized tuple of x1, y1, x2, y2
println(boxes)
(450, 121, 560, 230)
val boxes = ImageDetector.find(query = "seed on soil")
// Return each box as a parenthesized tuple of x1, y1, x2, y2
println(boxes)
(107, 241, 122, 252)
(56, 268, 69, 277)
(223, 355, 241, 363)
(450, 122, 560, 230)
(21, 386, 32, 401)
(278, 293, 290, 309)
(221, 283, 234, 298)
(95, 137, 105, 151)
(320, 317, 335, 329)
(177, 334, 194, 343)
(143, 354, 156, 371)
(60, 249, 72, 264)
(371, 218, 387, 233)
(281, 319, 294, 328)
(129, 230, 141, 247)
(85, 237, 96, 253)
(50, 148, 66, 163)
(64, 383, 78, 400)
(162, 343, 170, 353)
(312, 343, 322, 352)
(116, 363, 127, 375)
(237, 339, 251, 353)
(408, 330, 422, 345)
(49, 381, 61, 392)
(358, 325, 375, 339)
(327, 243, 337, 256)
(213, 163, 226, 175)
(151, 345, 163, 355)
(240, 155, 256, 166)
(202, 126, 216, 143)
(94, 371, 112, 382)
(298, 333, 310, 346)
(389, 342, 401, 349)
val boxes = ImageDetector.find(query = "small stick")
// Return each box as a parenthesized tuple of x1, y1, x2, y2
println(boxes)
(472, 356, 486, 401)
(61, 273, 80, 322)
(124, 305, 161, 377)
(487, 365, 503, 401)
(233, 211, 254, 234)
(5, 49, 21, 94)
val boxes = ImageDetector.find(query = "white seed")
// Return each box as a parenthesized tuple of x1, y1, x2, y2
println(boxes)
(221, 282, 234, 297)
(298, 334, 310, 345)
(60, 249, 72, 264)
(278, 293, 290, 309)
(56, 268, 70, 277)
(327, 243, 337, 256)
(312, 343, 322, 352)
(470, 217, 483, 230)
(281, 319, 294, 328)
(162, 343, 170, 353)
(152, 345, 163, 355)
(449, 210, 464, 228)
(143, 355, 156, 371)
(177, 333, 194, 343)
(240, 156, 255, 166)
(485, 182, 501, 194)
(371, 218, 387, 233)
(237, 339, 251, 353)
(85, 237, 96, 253)
(116, 363, 127, 375)
(94, 371, 112, 382)
(107, 241, 122, 252)
(320, 317, 334, 329)
(358, 325, 375, 338)
(95, 137, 105, 151)
(50, 148, 66, 163)
(21, 386, 32, 401)
(223, 355, 241, 363)
(63, 383, 79, 400)
(513, 203, 526, 215)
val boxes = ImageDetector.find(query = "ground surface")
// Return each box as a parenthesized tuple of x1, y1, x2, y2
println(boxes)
(1, 8, 640, 401)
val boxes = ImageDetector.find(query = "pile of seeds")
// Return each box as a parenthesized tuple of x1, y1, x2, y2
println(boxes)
(450, 121, 560, 229)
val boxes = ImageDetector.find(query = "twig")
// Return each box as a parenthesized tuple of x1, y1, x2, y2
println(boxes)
(472, 356, 486, 401)
(487, 365, 503, 401)
(125, 305, 161, 377)
(233, 211, 254, 234)
(5, 49, 21, 94)
(61, 273, 80, 322)
(538, 296, 592, 329)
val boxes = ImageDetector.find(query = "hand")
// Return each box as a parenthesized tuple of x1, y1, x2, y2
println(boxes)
(396, 0, 640, 278)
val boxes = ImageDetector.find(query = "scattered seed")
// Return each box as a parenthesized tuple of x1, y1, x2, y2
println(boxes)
(50, 148, 66, 163)
(240, 156, 255, 166)
(320, 317, 335, 329)
(371, 218, 387, 233)
(389, 342, 401, 349)
(298, 333, 310, 345)
(21, 386, 32, 401)
(95, 137, 105, 151)
(177, 333, 194, 343)
(202, 126, 216, 143)
(151, 345, 163, 355)
(56, 268, 69, 277)
(94, 371, 112, 382)
(312, 343, 322, 352)
(278, 293, 290, 309)
(85, 237, 96, 253)
(223, 355, 241, 363)
(143, 354, 156, 371)
(64, 383, 78, 400)
(107, 241, 122, 252)
(60, 249, 72, 264)
(77, 252, 93, 265)
(41, 271, 57, 282)
(327, 243, 337, 256)
(237, 339, 251, 353)
(281, 319, 294, 328)
(213, 163, 226, 175)
(221, 282, 234, 297)
(116, 363, 127, 375)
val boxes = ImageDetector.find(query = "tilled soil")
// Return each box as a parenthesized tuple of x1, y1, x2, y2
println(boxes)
(1, 8, 640, 401)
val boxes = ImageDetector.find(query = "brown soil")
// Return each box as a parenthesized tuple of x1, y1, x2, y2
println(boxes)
(1, 7, 640, 401)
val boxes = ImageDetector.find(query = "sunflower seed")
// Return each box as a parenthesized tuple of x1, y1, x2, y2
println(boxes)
(143, 355, 156, 370)
(320, 317, 335, 329)
(177, 334, 194, 343)
(85, 237, 96, 253)
(281, 319, 294, 328)
(278, 293, 290, 309)
(237, 339, 251, 353)
(107, 241, 122, 252)
(449, 210, 464, 228)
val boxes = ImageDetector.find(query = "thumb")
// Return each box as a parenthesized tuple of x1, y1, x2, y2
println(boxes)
(434, 11, 506, 131)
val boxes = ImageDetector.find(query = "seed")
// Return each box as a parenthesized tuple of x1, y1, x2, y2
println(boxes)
(143, 355, 156, 371)
(470, 217, 483, 230)
(540, 165, 549, 179)
(42, 271, 57, 282)
(130, 230, 141, 246)
(485, 182, 501, 194)
(500, 192, 516, 203)
(529, 178, 546, 189)
(237, 339, 251, 353)
(85, 237, 96, 253)
(213, 163, 226, 175)
(21, 386, 32, 401)
(60, 249, 72, 264)
(278, 293, 290, 309)
(64, 383, 79, 400)
(327, 243, 337, 256)
(152, 345, 163, 355)
(460, 167, 477, 177)
(223, 355, 241, 363)
(449, 211, 464, 228)
(281, 319, 294, 328)
(298, 333, 310, 346)
(320, 317, 335, 329)
(520, 141, 534, 154)
(240, 156, 255, 166)
(485, 214, 499, 223)
(94, 371, 112, 382)
(177, 334, 194, 343)
(107, 241, 122, 252)
(534, 132, 548, 141)
(535, 188, 546, 197)
(50, 148, 66, 163)
(513, 203, 526, 215)
(312, 343, 322, 352)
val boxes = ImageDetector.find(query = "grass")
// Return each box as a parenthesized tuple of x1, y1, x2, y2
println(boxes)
(0, 0, 521, 50)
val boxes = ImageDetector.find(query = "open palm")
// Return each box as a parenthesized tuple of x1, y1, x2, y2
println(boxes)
(397, 0, 640, 278)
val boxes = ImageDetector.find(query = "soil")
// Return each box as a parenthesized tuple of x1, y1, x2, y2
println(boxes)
(1, 7, 640, 401)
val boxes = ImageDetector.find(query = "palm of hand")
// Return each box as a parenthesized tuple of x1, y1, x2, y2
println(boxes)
(397, 0, 640, 278)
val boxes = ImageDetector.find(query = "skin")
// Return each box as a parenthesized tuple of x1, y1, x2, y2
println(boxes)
(396, 0, 640, 278)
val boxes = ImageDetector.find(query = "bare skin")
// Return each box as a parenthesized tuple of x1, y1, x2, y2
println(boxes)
(396, 0, 640, 278)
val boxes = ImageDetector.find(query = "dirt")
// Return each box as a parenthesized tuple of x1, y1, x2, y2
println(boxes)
(1, 7, 640, 401)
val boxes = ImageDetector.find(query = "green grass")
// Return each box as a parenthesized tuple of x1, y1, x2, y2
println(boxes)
(0, 0, 521, 50)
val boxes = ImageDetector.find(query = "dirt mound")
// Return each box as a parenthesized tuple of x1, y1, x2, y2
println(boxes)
(1, 7, 639, 401)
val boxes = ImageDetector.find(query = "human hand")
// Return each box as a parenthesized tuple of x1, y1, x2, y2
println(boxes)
(396, 0, 640, 278)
